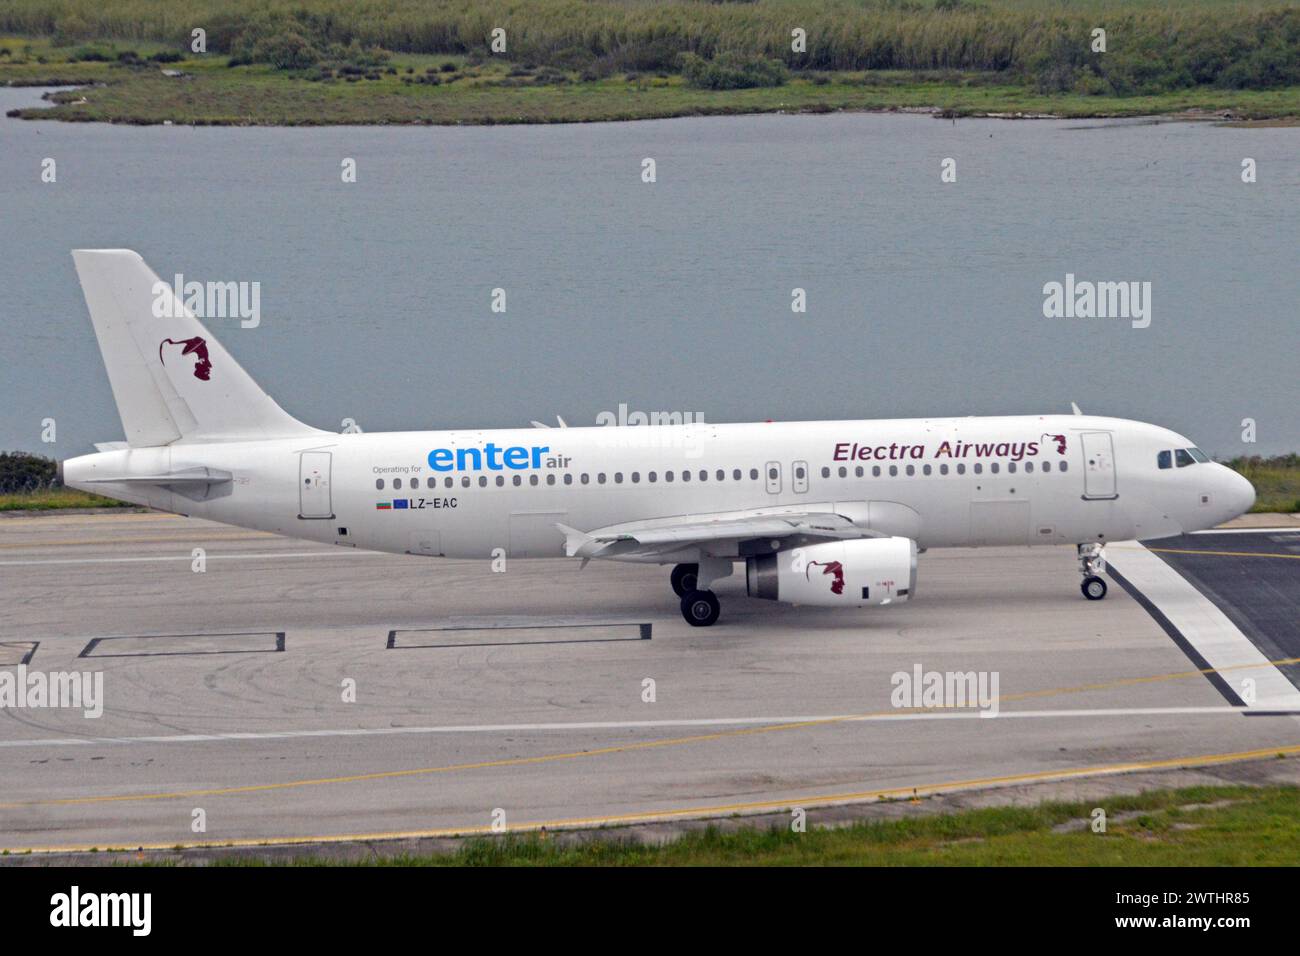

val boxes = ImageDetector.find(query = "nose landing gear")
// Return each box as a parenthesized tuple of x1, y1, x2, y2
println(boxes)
(1078, 543, 1108, 600)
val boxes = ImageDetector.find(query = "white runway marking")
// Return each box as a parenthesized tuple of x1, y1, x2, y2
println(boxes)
(1190, 527, 1300, 535)
(0, 705, 1288, 749)
(1108, 539, 1300, 711)
(0, 551, 383, 567)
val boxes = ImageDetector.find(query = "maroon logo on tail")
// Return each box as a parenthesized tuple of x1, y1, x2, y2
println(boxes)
(1042, 433, 1067, 455)
(807, 560, 845, 595)
(160, 337, 212, 381)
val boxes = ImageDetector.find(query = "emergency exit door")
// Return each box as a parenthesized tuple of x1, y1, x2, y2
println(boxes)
(765, 461, 782, 494)
(299, 451, 334, 518)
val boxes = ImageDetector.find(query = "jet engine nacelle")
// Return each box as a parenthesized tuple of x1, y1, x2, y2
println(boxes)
(746, 537, 917, 607)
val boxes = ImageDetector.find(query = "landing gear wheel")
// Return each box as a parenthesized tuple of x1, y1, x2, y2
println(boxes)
(680, 589, 720, 627)
(670, 563, 699, 598)
(1081, 575, 1107, 601)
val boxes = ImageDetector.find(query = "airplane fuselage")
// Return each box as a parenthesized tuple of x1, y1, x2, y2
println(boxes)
(64, 414, 1254, 563)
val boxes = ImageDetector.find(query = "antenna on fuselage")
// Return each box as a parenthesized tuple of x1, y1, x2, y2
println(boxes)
(1070, 402, 1083, 416)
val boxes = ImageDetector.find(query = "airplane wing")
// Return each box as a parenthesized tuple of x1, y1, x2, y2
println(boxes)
(558, 509, 878, 560)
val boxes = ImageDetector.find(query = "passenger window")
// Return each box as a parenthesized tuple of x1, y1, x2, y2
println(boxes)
(513, 475, 522, 486)
(957, 464, 966, 475)
(750, 468, 759, 480)
(615, 472, 623, 483)
(821, 466, 830, 479)
(581, 474, 590, 484)
(906, 465, 915, 476)
(1042, 461, 1051, 473)
(795, 466, 806, 479)
(529, 475, 539, 486)
(1008, 462, 1016, 473)
(682, 470, 691, 482)
(394, 478, 402, 489)
(1158, 450, 1172, 469)
(648, 472, 657, 483)
(665, 471, 674, 482)
(375, 479, 385, 490)
(768, 467, 778, 481)
(479, 476, 488, 487)
(923, 464, 932, 476)
(497, 475, 505, 486)
(716, 470, 724, 481)
(974, 463, 983, 475)
(838, 466, 847, 478)
(733, 469, 741, 481)
(631, 472, 640, 483)
(990, 463, 999, 474)
(872, 466, 881, 477)
(701, 470, 709, 482)
(1175, 449, 1195, 467)
(889, 465, 898, 477)
(940, 464, 948, 475)
(428, 477, 437, 489)
(546, 474, 556, 485)
(1059, 461, 1069, 473)
(597, 473, 606, 484)
(564, 474, 573, 485)
(1024, 461, 1033, 473)
(461, 476, 470, 487)
(855, 466, 863, 478)
(445, 477, 454, 488)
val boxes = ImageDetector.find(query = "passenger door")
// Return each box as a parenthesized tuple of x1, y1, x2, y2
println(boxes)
(298, 451, 333, 519)
(1080, 432, 1118, 500)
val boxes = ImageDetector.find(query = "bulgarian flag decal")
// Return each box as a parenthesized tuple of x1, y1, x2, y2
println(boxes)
(375, 501, 392, 510)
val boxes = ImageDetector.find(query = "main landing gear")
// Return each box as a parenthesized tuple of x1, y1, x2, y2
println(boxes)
(680, 589, 721, 627)
(671, 560, 731, 627)
(1078, 542, 1108, 600)
(670, 562, 698, 598)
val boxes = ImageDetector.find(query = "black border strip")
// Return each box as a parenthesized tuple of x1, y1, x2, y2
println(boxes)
(388, 622, 651, 650)
(1106, 567, 1246, 707)
(0, 641, 39, 666)
(79, 631, 286, 659)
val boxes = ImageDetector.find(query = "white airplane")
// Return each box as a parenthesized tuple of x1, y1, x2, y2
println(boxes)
(61, 250, 1255, 627)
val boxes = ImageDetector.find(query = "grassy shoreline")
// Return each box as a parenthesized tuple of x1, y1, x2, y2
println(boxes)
(20, 783, 1297, 865)
(4, 33, 1299, 126)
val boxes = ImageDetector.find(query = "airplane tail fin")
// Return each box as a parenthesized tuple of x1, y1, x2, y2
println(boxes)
(71, 249, 324, 447)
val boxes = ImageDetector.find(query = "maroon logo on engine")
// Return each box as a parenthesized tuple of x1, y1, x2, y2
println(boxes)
(807, 560, 845, 595)
(160, 337, 212, 381)
(1042, 433, 1067, 455)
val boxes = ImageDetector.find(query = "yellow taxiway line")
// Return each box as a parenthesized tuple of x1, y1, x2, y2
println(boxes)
(7, 741, 1300, 855)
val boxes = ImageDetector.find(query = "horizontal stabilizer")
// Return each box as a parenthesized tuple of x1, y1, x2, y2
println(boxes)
(79, 467, 233, 486)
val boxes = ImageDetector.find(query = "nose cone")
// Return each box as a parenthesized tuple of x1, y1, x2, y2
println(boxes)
(1224, 466, 1256, 519)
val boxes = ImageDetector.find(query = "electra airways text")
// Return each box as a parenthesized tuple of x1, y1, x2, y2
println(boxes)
(61, 251, 1255, 626)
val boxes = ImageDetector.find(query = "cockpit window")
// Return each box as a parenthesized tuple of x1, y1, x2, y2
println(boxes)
(1175, 448, 1196, 468)
(1188, 447, 1210, 463)
(1157, 450, 1172, 470)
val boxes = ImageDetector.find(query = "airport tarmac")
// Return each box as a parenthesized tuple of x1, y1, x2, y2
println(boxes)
(1, 512, 1297, 853)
